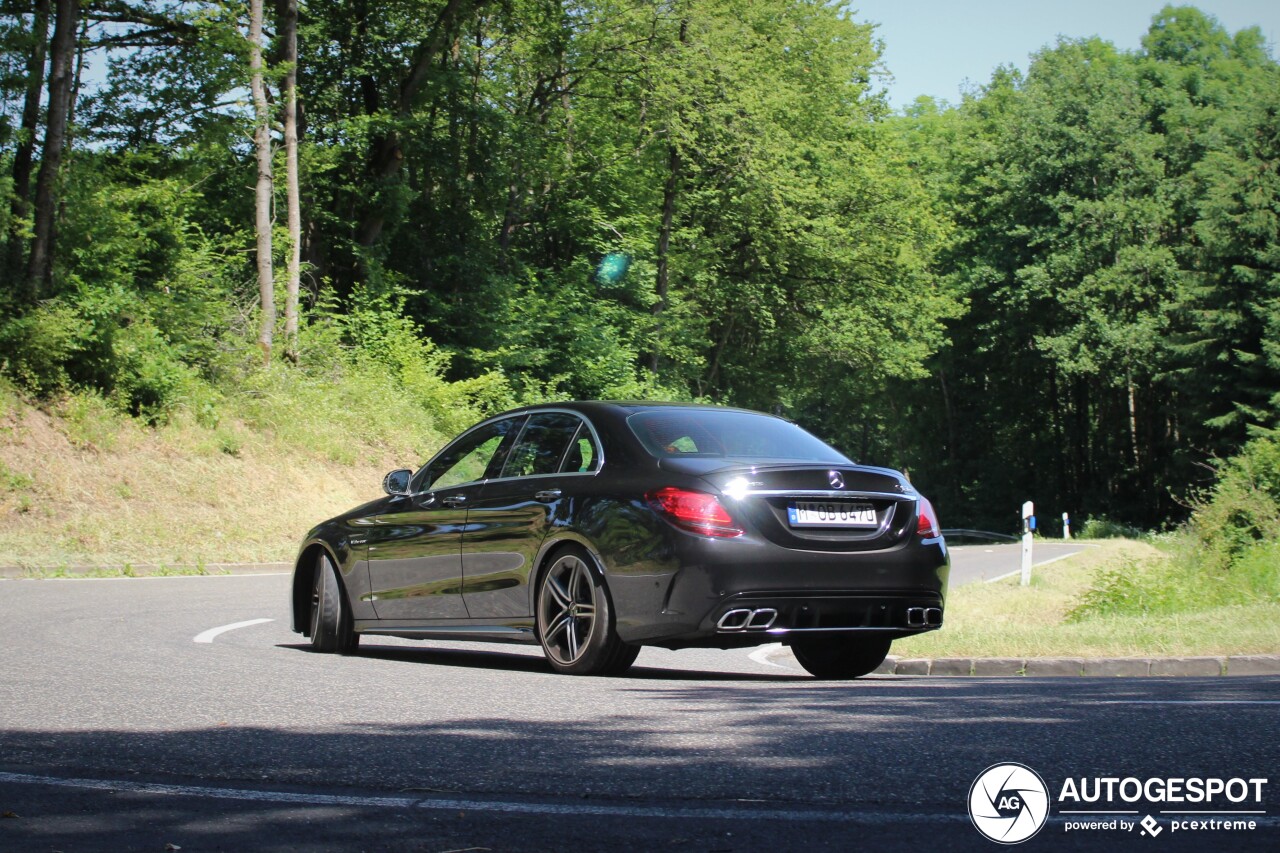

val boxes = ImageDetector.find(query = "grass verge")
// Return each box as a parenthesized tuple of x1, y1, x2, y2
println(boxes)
(893, 539, 1280, 658)
(14, 564, 236, 579)
(0, 378, 442, 568)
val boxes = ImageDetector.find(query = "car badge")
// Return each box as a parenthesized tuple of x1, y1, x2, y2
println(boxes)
(828, 471, 845, 490)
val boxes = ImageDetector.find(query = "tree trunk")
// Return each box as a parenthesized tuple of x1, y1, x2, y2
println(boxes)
(1126, 373, 1140, 468)
(647, 18, 688, 375)
(280, 0, 301, 364)
(650, 144, 680, 374)
(249, 0, 275, 366)
(937, 366, 960, 505)
(356, 0, 486, 247)
(5, 0, 50, 290)
(24, 0, 76, 300)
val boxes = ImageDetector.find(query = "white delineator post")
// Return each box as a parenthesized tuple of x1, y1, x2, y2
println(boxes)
(1021, 501, 1035, 587)
(1063, 512, 1071, 540)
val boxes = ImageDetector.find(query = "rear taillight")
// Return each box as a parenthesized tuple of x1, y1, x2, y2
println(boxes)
(916, 496, 940, 538)
(647, 487, 743, 538)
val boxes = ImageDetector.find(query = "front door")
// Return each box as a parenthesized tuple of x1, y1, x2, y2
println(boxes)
(366, 415, 524, 621)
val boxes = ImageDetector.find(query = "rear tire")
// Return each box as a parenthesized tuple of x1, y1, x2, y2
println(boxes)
(601, 641, 641, 676)
(790, 634, 891, 679)
(310, 552, 359, 654)
(536, 547, 632, 675)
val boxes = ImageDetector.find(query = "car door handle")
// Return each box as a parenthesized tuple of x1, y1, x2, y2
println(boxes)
(535, 489, 562, 502)
(441, 494, 467, 508)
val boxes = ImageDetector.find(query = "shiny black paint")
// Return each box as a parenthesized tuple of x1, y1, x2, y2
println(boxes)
(366, 492, 471, 620)
(291, 401, 949, 654)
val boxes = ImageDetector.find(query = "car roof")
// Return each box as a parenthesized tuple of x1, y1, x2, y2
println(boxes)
(503, 400, 786, 420)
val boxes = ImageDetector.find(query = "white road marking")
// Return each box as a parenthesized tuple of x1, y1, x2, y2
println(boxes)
(3, 771, 1276, 827)
(0, 770, 961, 823)
(748, 642, 792, 670)
(1097, 700, 1280, 706)
(193, 618, 274, 644)
(984, 551, 1084, 583)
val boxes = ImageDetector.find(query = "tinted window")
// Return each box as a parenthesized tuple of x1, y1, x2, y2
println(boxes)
(501, 413, 583, 479)
(559, 425, 600, 474)
(426, 416, 524, 490)
(627, 409, 849, 463)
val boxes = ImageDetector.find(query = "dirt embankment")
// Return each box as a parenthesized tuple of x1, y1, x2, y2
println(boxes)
(0, 396, 397, 568)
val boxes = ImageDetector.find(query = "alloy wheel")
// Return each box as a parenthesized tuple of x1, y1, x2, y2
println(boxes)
(538, 554, 598, 666)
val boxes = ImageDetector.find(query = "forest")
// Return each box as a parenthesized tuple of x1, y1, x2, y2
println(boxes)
(1, 1, 1278, 534)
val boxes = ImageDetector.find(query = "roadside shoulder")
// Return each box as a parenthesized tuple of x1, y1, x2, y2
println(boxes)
(762, 645, 1280, 677)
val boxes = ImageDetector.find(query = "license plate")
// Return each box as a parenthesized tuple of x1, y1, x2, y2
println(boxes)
(787, 501, 878, 528)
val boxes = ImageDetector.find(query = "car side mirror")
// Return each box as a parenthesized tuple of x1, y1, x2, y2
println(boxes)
(382, 468, 413, 496)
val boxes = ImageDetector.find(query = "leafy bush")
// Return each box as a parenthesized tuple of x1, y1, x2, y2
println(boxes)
(0, 289, 202, 424)
(1066, 556, 1166, 620)
(1189, 437, 1280, 571)
(1067, 545, 1280, 621)
(0, 300, 84, 395)
(1069, 438, 1280, 621)
(108, 320, 201, 423)
(1078, 517, 1147, 539)
(336, 286, 514, 434)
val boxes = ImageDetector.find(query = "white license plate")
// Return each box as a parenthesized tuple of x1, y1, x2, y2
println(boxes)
(787, 501, 878, 528)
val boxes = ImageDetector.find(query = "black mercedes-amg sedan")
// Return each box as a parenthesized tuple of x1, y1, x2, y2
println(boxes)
(290, 401, 948, 678)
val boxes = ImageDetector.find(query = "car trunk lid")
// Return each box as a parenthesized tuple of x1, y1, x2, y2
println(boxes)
(661, 460, 918, 552)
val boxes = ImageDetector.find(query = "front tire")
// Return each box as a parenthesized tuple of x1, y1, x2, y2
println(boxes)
(536, 547, 633, 676)
(310, 552, 359, 654)
(790, 634, 891, 679)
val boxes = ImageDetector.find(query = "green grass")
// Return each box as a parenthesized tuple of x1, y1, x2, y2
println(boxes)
(0, 375, 450, 568)
(893, 539, 1280, 658)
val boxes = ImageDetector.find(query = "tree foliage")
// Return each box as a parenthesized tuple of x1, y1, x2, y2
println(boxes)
(1, 2, 1278, 530)
(891, 5, 1280, 529)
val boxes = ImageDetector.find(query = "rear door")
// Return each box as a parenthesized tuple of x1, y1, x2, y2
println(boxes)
(461, 412, 600, 619)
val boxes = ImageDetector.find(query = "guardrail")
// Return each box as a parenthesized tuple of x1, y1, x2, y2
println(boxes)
(940, 529, 1020, 544)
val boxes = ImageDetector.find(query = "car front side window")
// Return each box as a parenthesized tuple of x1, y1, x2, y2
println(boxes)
(425, 417, 523, 491)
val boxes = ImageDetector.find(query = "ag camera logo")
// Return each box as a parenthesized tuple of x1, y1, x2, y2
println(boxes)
(969, 763, 1051, 844)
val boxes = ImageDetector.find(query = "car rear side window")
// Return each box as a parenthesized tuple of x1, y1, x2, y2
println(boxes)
(559, 424, 600, 474)
(501, 413, 584, 479)
(627, 409, 850, 463)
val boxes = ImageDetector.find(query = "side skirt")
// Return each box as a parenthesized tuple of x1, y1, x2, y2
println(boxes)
(354, 619, 537, 645)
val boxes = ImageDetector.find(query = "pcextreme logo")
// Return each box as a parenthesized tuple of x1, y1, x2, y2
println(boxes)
(968, 764, 1270, 844)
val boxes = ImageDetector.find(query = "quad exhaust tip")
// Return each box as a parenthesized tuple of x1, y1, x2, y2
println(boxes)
(907, 606, 943, 628)
(717, 608, 779, 631)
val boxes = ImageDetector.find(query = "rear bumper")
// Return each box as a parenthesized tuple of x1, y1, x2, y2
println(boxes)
(711, 592, 945, 634)
(612, 529, 950, 647)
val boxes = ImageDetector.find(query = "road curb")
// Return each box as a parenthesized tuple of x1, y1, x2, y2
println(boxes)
(764, 647, 1280, 677)
(870, 654, 1280, 677)
(0, 562, 292, 579)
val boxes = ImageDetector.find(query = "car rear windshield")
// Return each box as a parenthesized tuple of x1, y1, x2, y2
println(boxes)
(627, 409, 851, 463)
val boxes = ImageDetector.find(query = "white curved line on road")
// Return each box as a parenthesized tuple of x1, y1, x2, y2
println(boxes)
(0, 770, 963, 823)
(1099, 700, 1280, 706)
(748, 642, 793, 670)
(3, 771, 1277, 827)
(984, 551, 1086, 584)
(193, 618, 274, 644)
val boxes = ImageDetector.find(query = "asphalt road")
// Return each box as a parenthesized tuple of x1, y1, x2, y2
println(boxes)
(1, 574, 1277, 852)
(948, 541, 1091, 586)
